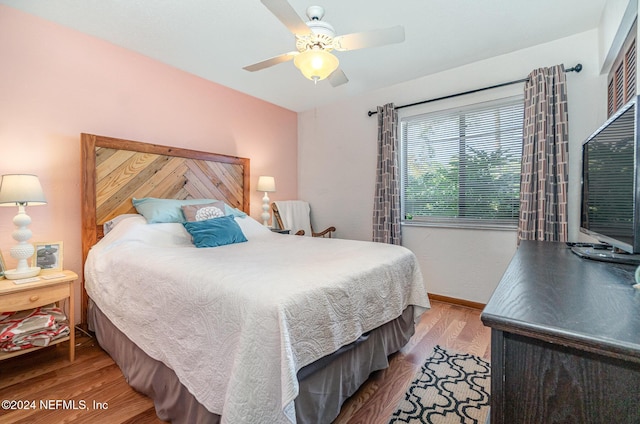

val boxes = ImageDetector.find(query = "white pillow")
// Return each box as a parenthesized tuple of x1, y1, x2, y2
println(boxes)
(235, 216, 272, 239)
(103, 214, 142, 235)
(99, 216, 192, 249)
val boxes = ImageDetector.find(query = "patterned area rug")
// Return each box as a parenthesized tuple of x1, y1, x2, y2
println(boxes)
(389, 345, 491, 424)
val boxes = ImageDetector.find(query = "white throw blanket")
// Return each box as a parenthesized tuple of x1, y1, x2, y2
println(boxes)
(274, 200, 312, 236)
(85, 215, 430, 424)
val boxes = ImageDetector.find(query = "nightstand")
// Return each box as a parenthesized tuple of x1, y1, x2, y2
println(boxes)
(0, 270, 77, 362)
(270, 228, 290, 234)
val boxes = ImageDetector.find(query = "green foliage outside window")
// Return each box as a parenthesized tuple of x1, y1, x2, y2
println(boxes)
(402, 97, 523, 228)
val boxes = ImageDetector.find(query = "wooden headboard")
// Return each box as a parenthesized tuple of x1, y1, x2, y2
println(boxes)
(80, 133, 250, 324)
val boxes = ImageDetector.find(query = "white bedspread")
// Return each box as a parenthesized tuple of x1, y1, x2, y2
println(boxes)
(85, 215, 430, 424)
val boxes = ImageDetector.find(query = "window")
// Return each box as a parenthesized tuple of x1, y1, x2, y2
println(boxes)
(607, 21, 636, 117)
(401, 96, 524, 229)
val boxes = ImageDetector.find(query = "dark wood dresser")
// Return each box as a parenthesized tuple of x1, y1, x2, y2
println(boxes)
(481, 241, 640, 424)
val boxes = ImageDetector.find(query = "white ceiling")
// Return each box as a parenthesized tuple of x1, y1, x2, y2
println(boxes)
(2, 0, 608, 112)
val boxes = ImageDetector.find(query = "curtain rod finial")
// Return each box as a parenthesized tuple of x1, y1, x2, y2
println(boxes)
(566, 63, 582, 73)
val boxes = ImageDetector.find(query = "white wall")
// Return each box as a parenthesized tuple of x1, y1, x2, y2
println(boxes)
(298, 29, 608, 304)
(599, 0, 637, 73)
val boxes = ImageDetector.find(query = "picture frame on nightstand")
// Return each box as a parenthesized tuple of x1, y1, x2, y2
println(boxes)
(32, 241, 63, 271)
(0, 252, 5, 279)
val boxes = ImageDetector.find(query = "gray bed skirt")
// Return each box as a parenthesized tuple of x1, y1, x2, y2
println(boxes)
(88, 300, 415, 424)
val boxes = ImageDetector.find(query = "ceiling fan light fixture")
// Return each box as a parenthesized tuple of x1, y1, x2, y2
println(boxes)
(293, 48, 339, 83)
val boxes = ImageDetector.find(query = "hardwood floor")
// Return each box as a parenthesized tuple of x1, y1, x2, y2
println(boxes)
(334, 300, 491, 424)
(0, 300, 490, 423)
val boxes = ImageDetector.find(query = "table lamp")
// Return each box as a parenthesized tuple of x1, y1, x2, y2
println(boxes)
(256, 176, 276, 226)
(0, 174, 47, 279)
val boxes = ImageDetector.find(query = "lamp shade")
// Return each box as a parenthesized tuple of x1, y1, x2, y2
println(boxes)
(294, 48, 339, 82)
(257, 176, 276, 192)
(0, 174, 47, 206)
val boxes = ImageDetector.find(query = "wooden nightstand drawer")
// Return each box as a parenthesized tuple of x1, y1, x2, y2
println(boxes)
(0, 283, 70, 311)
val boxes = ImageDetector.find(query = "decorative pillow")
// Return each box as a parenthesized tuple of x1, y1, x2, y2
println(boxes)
(132, 197, 248, 223)
(183, 215, 248, 248)
(225, 205, 248, 218)
(182, 202, 226, 222)
(132, 198, 211, 223)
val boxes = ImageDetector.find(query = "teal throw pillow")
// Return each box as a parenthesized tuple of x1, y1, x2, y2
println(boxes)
(132, 198, 212, 223)
(183, 215, 248, 248)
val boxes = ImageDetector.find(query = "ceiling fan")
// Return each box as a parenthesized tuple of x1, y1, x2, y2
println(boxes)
(243, 0, 405, 86)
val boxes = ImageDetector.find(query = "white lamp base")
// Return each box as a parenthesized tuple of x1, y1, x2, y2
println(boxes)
(261, 192, 271, 226)
(4, 204, 40, 280)
(4, 266, 41, 280)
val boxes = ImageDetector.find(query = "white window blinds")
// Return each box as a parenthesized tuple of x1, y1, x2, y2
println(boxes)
(401, 96, 524, 229)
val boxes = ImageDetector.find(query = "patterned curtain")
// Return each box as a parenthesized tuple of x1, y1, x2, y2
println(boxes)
(518, 65, 569, 243)
(373, 103, 402, 245)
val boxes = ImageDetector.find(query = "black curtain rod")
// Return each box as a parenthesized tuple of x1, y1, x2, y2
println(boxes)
(367, 63, 583, 117)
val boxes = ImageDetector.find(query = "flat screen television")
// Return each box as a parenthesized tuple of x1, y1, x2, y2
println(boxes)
(573, 95, 640, 265)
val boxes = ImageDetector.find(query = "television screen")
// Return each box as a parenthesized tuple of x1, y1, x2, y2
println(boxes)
(580, 98, 638, 254)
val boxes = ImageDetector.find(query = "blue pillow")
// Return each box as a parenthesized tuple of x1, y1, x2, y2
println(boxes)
(183, 215, 248, 248)
(132, 197, 247, 223)
(224, 205, 248, 218)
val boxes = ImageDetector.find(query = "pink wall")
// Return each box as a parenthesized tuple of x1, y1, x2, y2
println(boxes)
(0, 5, 298, 322)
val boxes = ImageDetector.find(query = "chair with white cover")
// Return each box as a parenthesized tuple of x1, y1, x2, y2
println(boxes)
(272, 200, 336, 237)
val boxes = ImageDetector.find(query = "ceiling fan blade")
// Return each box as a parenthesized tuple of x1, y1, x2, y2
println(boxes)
(243, 52, 298, 72)
(328, 68, 349, 87)
(333, 25, 405, 51)
(260, 0, 312, 36)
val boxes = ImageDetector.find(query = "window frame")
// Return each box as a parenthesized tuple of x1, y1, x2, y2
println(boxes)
(399, 93, 524, 231)
(607, 20, 637, 117)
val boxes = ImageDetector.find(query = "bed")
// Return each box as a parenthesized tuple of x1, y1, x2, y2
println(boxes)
(80, 133, 431, 424)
